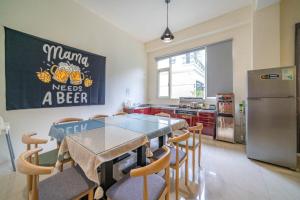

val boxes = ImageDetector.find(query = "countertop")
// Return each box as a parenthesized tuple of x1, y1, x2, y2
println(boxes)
(125, 104, 216, 113)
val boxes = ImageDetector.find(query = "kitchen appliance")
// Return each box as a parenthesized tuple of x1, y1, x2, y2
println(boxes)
(216, 93, 235, 143)
(178, 97, 204, 109)
(246, 66, 297, 169)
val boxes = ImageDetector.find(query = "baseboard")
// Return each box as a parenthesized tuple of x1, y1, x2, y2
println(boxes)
(201, 134, 214, 140)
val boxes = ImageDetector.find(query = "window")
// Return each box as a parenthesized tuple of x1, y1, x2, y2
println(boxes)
(156, 40, 233, 99)
(157, 48, 206, 99)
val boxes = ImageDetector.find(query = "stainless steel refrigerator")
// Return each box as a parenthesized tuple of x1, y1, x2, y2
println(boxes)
(246, 66, 297, 170)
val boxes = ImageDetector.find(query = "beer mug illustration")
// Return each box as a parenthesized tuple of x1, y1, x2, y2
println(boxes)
(70, 65, 85, 85)
(50, 63, 71, 84)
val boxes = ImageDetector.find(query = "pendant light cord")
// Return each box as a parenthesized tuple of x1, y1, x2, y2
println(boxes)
(167, 0, 169, 28)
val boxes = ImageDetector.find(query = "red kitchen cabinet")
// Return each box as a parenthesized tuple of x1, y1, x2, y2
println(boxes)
(149, 108, 162, 115)
(123, 107, 151, 114)
(195, 112, 216, 137)
(123, 108, 133, 113)
(131, 107, 151, 114)
(159, 109, 175, 117)
(143, 108, 151, 114)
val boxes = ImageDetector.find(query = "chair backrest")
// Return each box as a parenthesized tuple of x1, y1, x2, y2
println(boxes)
(17, 147, 54, 200)
(130, 146, 171, 200)
(188, 123, 203, 133)
(90, 114, 108, 120)
(155, 112, 171, 118)
(188, 123, 203, 146)
(22, 133, 48, 165)
(168, 131, 190, 165)
(53, 117, 83, 125)
(113, 112, 127, 116)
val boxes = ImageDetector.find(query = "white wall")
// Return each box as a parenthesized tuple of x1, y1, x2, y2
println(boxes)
(280, 0, 300, 66)
(252, 3, 281, 69)
(0, 0, 147, 160)
(145, 6, 252, 118)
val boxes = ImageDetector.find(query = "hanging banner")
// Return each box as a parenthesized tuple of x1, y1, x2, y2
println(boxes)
(5, 27, 106, 110)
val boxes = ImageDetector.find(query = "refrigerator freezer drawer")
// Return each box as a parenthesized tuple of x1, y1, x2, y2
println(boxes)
(246, 97, 297, 169)
(247, 66, 296, 98)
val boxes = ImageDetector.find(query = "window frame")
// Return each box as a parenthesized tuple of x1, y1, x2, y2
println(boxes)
(157, 67, 171, 98)
(156, 47, 207, 99)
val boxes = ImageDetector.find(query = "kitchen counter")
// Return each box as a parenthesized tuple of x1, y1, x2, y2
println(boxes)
(123, 104, 217, 137)
(125, 104, 216, 113)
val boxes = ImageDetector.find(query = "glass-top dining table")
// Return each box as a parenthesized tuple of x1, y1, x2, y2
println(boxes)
(48, 113, 188, 194)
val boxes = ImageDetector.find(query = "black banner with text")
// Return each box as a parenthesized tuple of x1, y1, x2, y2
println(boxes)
(5, 28, 106, 110)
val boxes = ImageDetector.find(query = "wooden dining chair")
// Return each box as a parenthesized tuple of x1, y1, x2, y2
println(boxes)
(53, 118, 83, 170)
(178, 123, 203, 174)
(113, 112, 128, 116)
(17, 147, 96, 200)
(106, 146, 171, 200)
(21, 133, 74, 172)
(179, 114, 193, 126)
(155, 112, 171, 118)
(90, 114, 109, 120)
(53, 117, 83, 126)
(152, 132, 190, 200)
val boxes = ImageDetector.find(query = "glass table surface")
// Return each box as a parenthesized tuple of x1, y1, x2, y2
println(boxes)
(100, 115, 172, 139)
(68, 125, 145, 155)
(49, 119, 105, 142)
(126, 113, 185, 126)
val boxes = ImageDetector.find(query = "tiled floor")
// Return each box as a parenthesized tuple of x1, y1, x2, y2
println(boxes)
(1, 138, 300, 200)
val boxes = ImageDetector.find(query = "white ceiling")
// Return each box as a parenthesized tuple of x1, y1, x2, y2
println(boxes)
(74, 0, 253, 42)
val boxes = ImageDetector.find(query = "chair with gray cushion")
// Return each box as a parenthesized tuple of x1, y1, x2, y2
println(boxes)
(178, 123, 203, 174)
(17, 147, 96, 200)
(106, 146, 171, 200)
(152, 132, 190, 200)
(21, 133, 65, 168)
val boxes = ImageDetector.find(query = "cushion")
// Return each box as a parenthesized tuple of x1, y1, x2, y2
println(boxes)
(39, 148, 59, 167)
(106, 174, 165, 200)
(39, 165, 96, 200)
(152, 147, 186, 166)
(178, 137, 199, 148)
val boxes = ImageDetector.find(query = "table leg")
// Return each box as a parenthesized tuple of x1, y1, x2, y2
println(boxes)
(137, 145, 146, 167)
(158, 135, 166, 148)
(100, 160, 115, 191)
(5, 131, 16, 171)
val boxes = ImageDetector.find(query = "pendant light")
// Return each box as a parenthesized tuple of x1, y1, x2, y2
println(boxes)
(161, 0, 174, 43)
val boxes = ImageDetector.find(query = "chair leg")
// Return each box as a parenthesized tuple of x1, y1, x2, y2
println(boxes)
(175, 167, 179, 200)
(88, 189, 94, 200)
(165, 166, 170, 200)
(71, 159, 75, 167)
(192, 149, 195, 177)
(185, 159, 188, 186)
(59, 163, 63, 172)
(5, 132, 16, 171)
(198, 143, 201, 167)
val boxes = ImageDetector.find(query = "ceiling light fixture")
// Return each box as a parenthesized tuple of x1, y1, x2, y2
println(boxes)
(161, 0, 174, 43)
